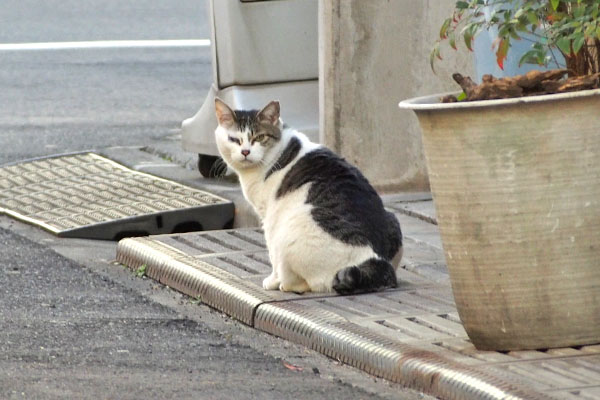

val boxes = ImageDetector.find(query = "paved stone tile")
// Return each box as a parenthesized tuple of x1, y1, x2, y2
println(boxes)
(116, 198, 600, 400)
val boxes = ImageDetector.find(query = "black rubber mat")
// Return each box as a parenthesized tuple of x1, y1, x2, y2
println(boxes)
(0, 153, 234, 240)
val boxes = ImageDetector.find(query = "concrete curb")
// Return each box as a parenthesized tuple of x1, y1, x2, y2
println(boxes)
(116, 236, 276, 326)
(255, 302, 547, 400)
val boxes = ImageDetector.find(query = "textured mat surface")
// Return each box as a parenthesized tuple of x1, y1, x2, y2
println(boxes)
(0, 153, 234, 239)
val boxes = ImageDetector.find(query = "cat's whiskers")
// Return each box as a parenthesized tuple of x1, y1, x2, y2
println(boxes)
(265, 155, 283, 173)
(209, 157, 228, 178)
(255, 155, 271, 167)
(258, 159, 271, 170)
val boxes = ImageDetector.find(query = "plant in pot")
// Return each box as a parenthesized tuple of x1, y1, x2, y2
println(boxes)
(399, 0, 600, 351)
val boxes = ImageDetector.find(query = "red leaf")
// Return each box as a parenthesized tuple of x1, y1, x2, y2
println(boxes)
(496, 38, 510, 70)
(283, 361, 304, 372)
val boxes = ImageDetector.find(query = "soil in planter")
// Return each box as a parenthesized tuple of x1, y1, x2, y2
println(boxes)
(441, 69, 600, 103)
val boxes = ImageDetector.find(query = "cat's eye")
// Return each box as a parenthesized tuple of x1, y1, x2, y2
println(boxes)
(252, 134, 269, 144)
(228, 136, 241, 145)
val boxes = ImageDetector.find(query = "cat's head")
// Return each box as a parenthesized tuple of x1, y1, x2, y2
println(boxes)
(214, 98, 282, 171)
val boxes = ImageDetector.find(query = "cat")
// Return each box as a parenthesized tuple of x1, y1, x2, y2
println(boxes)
(214, 98, 403, 294)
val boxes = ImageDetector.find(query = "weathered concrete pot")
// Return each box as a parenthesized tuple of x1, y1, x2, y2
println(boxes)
(399, 89, 600, 351)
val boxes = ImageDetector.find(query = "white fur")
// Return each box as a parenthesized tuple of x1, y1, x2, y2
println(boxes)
(216, 123, 380, 293)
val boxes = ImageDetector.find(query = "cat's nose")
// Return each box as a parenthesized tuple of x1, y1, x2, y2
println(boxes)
(241, 150, 250, 157)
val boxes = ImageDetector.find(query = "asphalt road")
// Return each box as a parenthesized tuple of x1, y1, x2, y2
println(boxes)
(1, 225, 396, 399)
(0, 0, 211, 165)
(0, 47, 211, 164)
(0, 2, 429, 398)
(0, 0, 209, 42)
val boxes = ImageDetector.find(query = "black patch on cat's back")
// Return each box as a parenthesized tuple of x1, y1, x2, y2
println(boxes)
(277, 148, 402, 260)
(264, 137, 301, 180)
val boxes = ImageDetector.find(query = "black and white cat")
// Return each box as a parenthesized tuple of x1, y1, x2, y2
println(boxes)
(214, 99, 402, 294)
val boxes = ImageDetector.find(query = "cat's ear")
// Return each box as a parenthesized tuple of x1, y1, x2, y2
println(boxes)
(257, 101, 280, 126)
(215, 98, 235, 128)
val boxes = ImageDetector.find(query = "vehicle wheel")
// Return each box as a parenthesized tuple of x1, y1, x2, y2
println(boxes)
(197, 154, 225, 178)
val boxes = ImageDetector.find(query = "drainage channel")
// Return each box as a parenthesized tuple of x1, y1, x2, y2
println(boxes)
(0, 152, 234, 240)
(116, 229, 574, 400)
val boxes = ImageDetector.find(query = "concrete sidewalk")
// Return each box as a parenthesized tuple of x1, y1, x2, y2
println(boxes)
(109, 149, 600, 400)
(3, 146, 599, 399)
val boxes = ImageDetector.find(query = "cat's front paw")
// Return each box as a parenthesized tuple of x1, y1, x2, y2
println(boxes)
(279, 281, 310, 294)
(263, 274, 280, 290)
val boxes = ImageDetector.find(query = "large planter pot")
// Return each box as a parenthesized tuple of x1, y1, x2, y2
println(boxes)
(399, 89, 600, 351)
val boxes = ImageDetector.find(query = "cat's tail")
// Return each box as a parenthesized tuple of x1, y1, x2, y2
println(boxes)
(331, 258, 397, 295)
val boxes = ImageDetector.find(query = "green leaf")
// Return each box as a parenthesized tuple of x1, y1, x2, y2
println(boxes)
(440, 18, 452, 39)
(457, 92, 467, 101)
(510, 28, 522, 40)
(430, 42, 441, 72)
(572, 33, 586, 54)
(135, 264, 147, 278)
(462, 23, 478, 51)
(519, 47, 546, 66)
(557, 36, 572, 55)
(455, 1, 469, 10)
(449, 32, 457, 50)
(585, 24, 597, 38)
(526, 11, 539, 25)
(550, 0, 560, 11)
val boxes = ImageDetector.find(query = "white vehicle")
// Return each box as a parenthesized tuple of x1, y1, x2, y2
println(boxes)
(182, 0, 319, 177)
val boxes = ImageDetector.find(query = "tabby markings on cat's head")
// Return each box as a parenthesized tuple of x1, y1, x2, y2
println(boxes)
(214, 98, 282, 170)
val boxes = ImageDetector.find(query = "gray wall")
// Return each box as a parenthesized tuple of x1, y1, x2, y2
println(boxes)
(319, 0, 474, 191)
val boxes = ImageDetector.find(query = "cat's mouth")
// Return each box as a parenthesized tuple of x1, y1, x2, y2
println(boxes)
(235, 158, 256, 168)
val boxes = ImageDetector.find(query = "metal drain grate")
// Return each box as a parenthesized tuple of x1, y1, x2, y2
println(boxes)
(116, 234, 277, 325)
(255, 302, 550, 400)
(0, 153, 234, 240)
